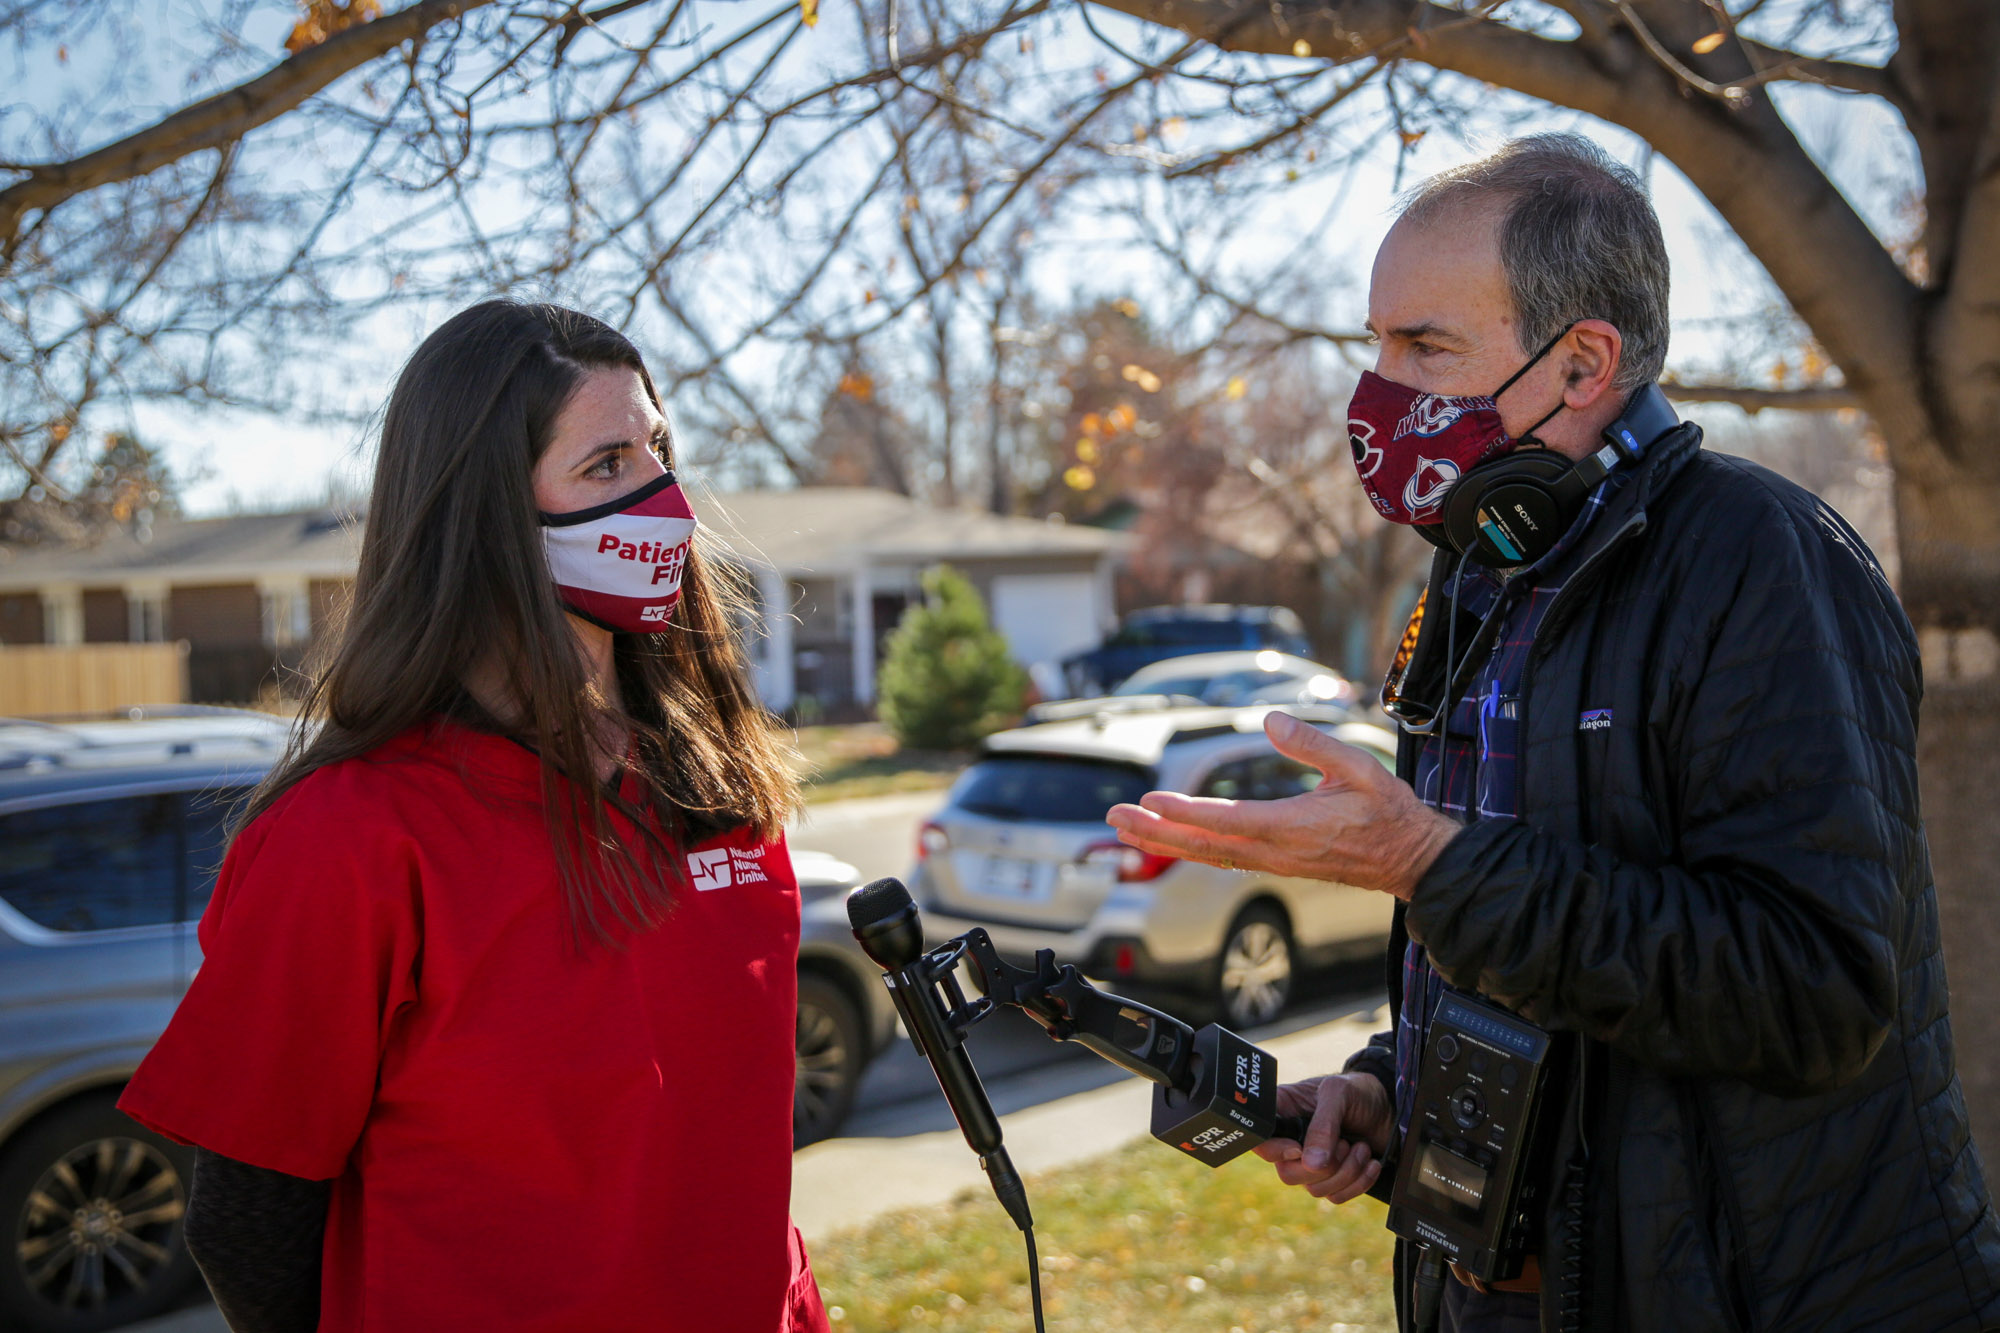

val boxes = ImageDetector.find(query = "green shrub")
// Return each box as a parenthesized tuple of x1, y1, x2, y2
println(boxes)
(877, 565, 1028, 750)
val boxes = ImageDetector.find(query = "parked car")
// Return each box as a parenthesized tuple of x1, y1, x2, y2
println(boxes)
(793, 850, 899, 1147)
(0, 712, 892, 1333)
(0, 711, 288, 1333)
(1113, 650, 1355, 710)
(1061, 605, 1313, 696)
(906, 704, 1398, 1029)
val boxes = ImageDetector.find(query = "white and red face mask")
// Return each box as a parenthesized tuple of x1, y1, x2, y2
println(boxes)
(539, 471, 697, 633)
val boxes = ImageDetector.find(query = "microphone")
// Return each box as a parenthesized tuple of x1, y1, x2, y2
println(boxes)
(848, 878, 1032, 1234)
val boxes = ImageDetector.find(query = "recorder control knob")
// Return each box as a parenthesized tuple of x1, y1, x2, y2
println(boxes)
(1450, 1085, 1486, 1130)
(1434, 1035, 1461, 1065)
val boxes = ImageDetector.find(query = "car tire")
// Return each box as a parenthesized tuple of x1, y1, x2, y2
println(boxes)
(0, 1092, 203, 1333)
(794, 972, 867, 1148)
(1215, 903, 1294, 1029)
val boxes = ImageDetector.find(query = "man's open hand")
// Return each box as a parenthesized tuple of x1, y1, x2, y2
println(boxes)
(1104, 711, 1457, 900)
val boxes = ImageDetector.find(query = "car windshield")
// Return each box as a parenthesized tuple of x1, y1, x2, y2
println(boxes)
(1116, 667, 1296, 703)
(951, 755, 1154, 822)
(1157, 621, 1241, 646)
(1113, 673, 1212, 698)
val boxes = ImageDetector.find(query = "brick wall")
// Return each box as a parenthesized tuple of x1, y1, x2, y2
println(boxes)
(0, 593, 43, 645)
(309, 578, 351, 640)
(82, 589, 127, 643)
(168, 584, 261, 646)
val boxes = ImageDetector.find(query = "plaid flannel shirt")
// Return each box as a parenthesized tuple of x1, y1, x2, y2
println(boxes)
(1393, 474, 1628, 1137)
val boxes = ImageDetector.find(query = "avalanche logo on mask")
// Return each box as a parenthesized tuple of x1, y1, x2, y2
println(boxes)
(540, 470, 698, 633)
(1349, 418, 1385, 480)
(1403, 456, 1461, 517)
(1397, 393, 1485, 440)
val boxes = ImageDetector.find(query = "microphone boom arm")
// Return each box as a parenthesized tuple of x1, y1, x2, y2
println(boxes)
(940, 928, 1309, 1162)
(955, 929, 1196, 1090)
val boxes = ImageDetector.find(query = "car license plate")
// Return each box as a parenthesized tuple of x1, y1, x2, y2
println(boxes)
(981, 856, 1040, 898)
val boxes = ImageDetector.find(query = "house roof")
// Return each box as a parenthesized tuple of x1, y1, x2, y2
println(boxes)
(0, 487, 1127, 593)
(0, 508, 362, 592)
(695, 486, 1128, 574)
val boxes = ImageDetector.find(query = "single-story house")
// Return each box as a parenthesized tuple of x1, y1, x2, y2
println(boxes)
(0, 486, 1130, 715)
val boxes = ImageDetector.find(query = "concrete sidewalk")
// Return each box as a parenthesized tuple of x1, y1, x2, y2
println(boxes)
(126, 1000, 1386, 1332)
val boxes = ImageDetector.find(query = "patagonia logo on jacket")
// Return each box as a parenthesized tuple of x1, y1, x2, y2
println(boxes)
(1579, 709, 1613, 732)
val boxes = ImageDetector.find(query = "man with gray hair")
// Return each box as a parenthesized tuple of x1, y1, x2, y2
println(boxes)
(1110, 134, 2000, 1331)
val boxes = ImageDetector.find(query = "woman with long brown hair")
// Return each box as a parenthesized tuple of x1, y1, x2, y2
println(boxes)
(119, 301, 829, 1332)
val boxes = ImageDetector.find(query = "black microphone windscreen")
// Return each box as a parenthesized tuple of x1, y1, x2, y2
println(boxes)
(847, 876, 914, 931)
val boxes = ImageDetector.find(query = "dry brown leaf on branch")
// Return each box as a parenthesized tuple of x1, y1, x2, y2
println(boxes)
(800, 0, 820, 28)
(1692, 32, 1726, 55)
(837, 372, 874, 402)
(285, 0, 383, 55)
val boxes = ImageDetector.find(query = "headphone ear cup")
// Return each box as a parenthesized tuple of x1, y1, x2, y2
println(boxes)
(1440, 451, 1582, 567)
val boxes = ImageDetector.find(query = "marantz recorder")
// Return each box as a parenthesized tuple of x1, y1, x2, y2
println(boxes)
(1386, 990, 1566, 1284)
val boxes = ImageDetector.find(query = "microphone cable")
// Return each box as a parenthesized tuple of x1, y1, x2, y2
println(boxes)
(1023, 1224, 1046, 1333)
(979, 1146, 1046, 1331)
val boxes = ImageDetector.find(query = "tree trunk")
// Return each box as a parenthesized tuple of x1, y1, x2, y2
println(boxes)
(1896, 466, 2000, 1154)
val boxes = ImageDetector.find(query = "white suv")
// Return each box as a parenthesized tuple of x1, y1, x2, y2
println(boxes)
(907, 704, 1397, 1028)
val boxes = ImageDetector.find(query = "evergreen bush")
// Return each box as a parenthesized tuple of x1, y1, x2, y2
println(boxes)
(876, 565, 1028, 750)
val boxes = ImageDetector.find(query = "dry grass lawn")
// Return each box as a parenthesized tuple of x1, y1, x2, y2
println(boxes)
(812, 1138, 1397, 1332)
(790, 722, 968, 804)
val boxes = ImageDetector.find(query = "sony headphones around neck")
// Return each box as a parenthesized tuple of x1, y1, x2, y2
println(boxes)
(1423, 382, 1681, 568)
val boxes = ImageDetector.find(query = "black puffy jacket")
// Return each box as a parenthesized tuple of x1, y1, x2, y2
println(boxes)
(1350, 423, 2000, 1332)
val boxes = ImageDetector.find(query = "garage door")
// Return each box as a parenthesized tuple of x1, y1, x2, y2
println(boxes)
(987, 573, 1104, 669)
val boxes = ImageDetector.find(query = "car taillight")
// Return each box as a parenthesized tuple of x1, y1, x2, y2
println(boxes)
(917, 821, 951, 862)
(1079, 841, 1178, 883)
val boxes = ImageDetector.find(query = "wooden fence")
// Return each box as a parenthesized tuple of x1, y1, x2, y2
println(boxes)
(0, 643, 189, 717)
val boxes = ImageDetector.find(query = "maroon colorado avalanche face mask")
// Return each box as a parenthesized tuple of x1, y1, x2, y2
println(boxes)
(1346, 326, 1570, 526)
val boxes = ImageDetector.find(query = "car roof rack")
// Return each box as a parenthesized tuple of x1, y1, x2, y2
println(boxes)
(0, 707, 293, 773)
(1022, 693, 1204, 725)
(1163, 702, 1350, 747)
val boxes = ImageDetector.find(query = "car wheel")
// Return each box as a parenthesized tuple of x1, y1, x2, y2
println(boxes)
(1216, 904, 1294, 1029)
(0, 1093, 202, 1333)
(795, 972, 867, 1148)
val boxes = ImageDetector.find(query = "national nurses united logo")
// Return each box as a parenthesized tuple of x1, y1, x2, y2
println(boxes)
(687, 845, 771, 891)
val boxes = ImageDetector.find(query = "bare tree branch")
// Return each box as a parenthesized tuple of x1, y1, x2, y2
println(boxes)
(1092, 0, 1936, 470)
(0, 0, 500, 256)
(1661, 380, 1860, 412)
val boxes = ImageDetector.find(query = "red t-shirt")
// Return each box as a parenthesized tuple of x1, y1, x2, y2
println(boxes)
(120, 718, 829, 1333)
